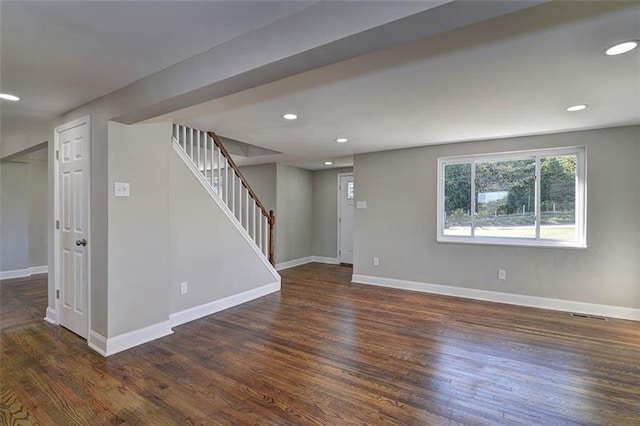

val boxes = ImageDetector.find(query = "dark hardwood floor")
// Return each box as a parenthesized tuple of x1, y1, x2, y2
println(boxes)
(1, 264, 639, 425)
(0, 274, 48, 331)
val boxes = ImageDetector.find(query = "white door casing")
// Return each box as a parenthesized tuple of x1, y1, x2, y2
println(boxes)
(338, 174, 354, 264)
(55, 116, 90, 339)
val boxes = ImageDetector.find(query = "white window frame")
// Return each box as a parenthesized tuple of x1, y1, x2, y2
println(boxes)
(437, 146, 587, 248)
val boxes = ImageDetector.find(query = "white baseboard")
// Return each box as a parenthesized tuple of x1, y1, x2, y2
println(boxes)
(88, 331, 108, 356)
(0, 268, 30, 280)
(276, 257, 313, 270)
(170, 281, 281, 327)
(86, 281, 280, 357)
(29, 265, 48, 275)
(88, 321, 173, 357)
(43, 307, 57, 324)
(275, 256, 340, 270)
(312, 256, 340, 265)
(0, 266, 48, 280)
(352, 274, 640, 322)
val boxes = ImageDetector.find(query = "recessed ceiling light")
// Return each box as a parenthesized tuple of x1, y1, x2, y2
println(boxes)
(335, 138, 348, 143)
(604, 41, 638, 56)
(282, 113, 298, 120)
(324, 161, 333, 166)
(0, 93, 20, 101)
(566, 104, 587, 112)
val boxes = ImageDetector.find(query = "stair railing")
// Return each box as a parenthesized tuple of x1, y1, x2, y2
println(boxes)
(172, 124, 275, 266)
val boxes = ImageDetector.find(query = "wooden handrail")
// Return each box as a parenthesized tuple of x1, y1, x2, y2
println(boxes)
(208, 132, 276, 265)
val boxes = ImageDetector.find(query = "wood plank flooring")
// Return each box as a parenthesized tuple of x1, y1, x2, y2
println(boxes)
(1, 264, 639, 425)
(0, 274, 48, 331)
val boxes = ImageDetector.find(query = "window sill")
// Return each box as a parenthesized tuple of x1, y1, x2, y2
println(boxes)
(436, 236, 587, 250)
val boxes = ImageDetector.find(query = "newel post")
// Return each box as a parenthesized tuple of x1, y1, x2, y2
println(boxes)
(268, 210, 275, 266)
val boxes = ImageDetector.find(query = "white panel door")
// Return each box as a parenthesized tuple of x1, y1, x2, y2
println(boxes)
(339, 174, 354, 264)
(57, 118, 90, 338)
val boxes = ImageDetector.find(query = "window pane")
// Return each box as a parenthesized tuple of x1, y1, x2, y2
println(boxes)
(443, 163, 472, 236)
(475, 159, 536, 238)
(540, 155, 577, 240)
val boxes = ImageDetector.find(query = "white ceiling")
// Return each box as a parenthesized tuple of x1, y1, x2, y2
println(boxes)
(0, 0, 317, 138)
(154, 1, 640, 170)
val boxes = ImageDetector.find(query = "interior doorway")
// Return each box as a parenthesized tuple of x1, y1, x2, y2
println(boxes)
(0, 145, 50, 328)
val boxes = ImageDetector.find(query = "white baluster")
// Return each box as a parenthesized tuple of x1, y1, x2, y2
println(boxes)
(220, 157, 225, 203)
(189, 127, 194, 161)
(263, 215, 268, 256)
(195, 130, 199, 170)
(232, 172, 236, 217)
(209, 135, 214, 186)
(238, 185, 243, 227)
(224, 158, 229, 205)
(258, 209, 263, 252)
(181, 125, 186, 151)
(253, 202, 257, 243)
(202, 131, 206, 172)
(245, 187, 249, 231)
(216, 146, 222, 196)
(200, 130, 205, 171)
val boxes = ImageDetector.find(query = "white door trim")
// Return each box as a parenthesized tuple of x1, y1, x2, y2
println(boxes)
(337, 173, 353, 264)
(53, 115, 91, 339)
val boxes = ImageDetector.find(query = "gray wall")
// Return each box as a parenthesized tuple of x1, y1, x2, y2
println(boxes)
(312, 167, 353, 258)
(239, 163, 277, 213)
(170, 151, 277, 315)
(108, 122, 171, 337)
(239, 164, 355, 262)
(107, 122, 278, 337)
(28, 159, 48, 267)
(0, 157, 47, 272)
(353, 126, 640, 309)
(276, 165, 313, 263)
(0, 162, 29, 271)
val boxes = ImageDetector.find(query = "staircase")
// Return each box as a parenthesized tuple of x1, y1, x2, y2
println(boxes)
(172, 124, 275, 266)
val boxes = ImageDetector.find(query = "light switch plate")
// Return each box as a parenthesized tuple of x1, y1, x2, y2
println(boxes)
(498, 269, 507, 280)
(114, 182, 130, 197)
(356, 201, 367, 209)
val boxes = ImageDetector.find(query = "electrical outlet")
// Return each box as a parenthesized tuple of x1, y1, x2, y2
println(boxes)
(180, 282, 188, 295)
(498, 269, 507, 280)
(373, 257, 380, 266)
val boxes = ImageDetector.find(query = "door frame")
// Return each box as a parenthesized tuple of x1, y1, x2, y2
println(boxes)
(53, 115, 91, 338)
(337, 172, 354, 264)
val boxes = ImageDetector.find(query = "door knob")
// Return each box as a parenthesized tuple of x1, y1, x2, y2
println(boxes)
(75, 238, 87, 247)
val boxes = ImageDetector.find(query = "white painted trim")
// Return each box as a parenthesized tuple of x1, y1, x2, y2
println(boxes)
(44, 307, 58, 324)
(172, 141, 279, 282)
(88, 330, 108, 356)
(337, 172, 354, 264)
(0, 266, 49, 280)
(436, 146, 587, 249)
(29, 265, 48, 275)
(0, 269, 30, 279)
(312, 256, 340, 265)
(276, 257, 313, 270)
(170, 281, 281, 328)
(88, 321, 173, 357)
(276, 256, 340, 270)
(352, 274, 640, 322)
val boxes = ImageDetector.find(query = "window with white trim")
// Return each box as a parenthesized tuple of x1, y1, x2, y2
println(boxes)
(437, 147, 586, 248)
